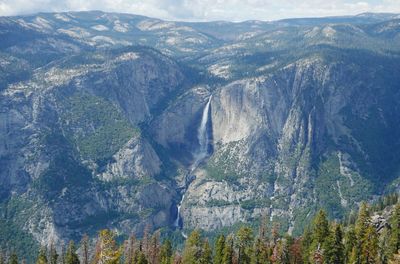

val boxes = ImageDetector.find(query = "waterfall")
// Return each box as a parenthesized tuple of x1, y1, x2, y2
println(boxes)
(174, 95, 212, 233)
(173, 194, 184, 228)
(191, 95, 212, 171)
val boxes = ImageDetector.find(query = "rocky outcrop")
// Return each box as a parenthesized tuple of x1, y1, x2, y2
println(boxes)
(99, 135, 162, 181)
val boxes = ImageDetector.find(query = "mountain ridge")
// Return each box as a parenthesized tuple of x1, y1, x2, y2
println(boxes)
(0, 10, 399, 258)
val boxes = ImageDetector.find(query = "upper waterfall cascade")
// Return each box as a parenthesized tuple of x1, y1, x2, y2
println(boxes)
(174, 95, 213, 232)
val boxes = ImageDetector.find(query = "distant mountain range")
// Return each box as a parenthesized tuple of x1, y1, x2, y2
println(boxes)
(0, 11, 399, 259)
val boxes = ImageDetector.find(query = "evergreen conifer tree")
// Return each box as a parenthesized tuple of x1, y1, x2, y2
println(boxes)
(36, 248, 47, 264)
(309, 210, 329, 263)
(389, 203, 400, 255)
(93, 230, 121, 264)
(251, 237, 269, 264)
(354, 202, 370, 264)
(236, 226, 253, 264)
(65, 241, 80, 264)
(200, 240, 212, 264)
(160, 240, 172, 264)
(49, 242, 58, 264)
(81, 235, 89, 264)
(0, 251, 4, 264)
(214, 235, 225, 264)
(182, 230, 202, 264)
(9, 253, 18, 264)
(361, 225, 379, 264)
(324, 223, 344, 264)
(344, 226, 356, 264)
(222, 235, 235, 264)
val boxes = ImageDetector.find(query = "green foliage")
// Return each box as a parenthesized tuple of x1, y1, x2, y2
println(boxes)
(182, 230, 201, 264)
(8, 253, 18, 264)
(213, 235, 225, 264)
(133, 251, 148, 264)
(344, 226, 356, 264)
(236, 226, 254, 264)
(389, 203, 400, 255)
(65, 242, 80, 264)
(6, 201, 400, 264)
(240, 199, 270, 210)
(205, 142, 242, 184)
(0, 252, 4, 264)
(251, 237, 270, 264)
(205, 199, 234, 208)
(324, 223, 344, 264)
(311, 210, 329, 247)
(93, 230, 121, 264)
(60, 93, 138, 162)
(36, 248, 47, 264)
(49, 244, 58, 264)
(222, 235, 235, 264)
(160, 239, 173, 264)
(0, 198, 39, 263)
(33, 133, 92, 197)
(200, 240, 212, 264)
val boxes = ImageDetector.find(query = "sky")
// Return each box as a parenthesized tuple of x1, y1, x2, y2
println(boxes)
(0, 0, 400, 21)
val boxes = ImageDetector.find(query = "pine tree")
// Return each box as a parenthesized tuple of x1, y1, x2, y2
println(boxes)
(160, 240, 172, 264)
(142, 225, 151, 259)
(93, 230, 121, 264)
(361, 225, 379, 264)
(81, 234, 89, 264)
(172, 253, 182, 264)
(222, 235, 235, 264)
(301, 226, 312, 264)
(324, 223, 344, 264)
(182, 230, 202, 264)
(49, 242, 58, 264)
(389, 203, 400, 256)
(200, 239, 212, 264)
(289, 238, 302, 264)
(36, 248, 47, 264)
(309, 210, 329, 263)
(251, 238, 269, 264)
(214, 235, 225, 264)
(0, 251, 4, 264)
(344, 226, 356, 264)
(271, 223, 280, 247)
(124, 234, 136, 264)
(280, 237, 291, 264)
(9, 253, 18, 264)
(349, 247, 358, 264)
(65, 241, 80, 264)
(354, 202, 370, 264)
(236, 226, 253, 264)
(148, 232, 161, 264)
(60, 241, 66, 264)
(378, 227, 390, 264)
(134, 251, 148, 264)
(312, 210, 329, 247)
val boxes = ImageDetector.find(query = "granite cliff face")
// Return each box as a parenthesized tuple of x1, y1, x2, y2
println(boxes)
(176, 53, 400, 234)
(1, 11, 400, 256)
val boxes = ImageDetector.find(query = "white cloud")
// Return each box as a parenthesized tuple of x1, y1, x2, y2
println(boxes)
(0, 0, 399, 21)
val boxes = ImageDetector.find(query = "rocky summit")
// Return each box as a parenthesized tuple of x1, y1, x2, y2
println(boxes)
(1, 11, 400, 257)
